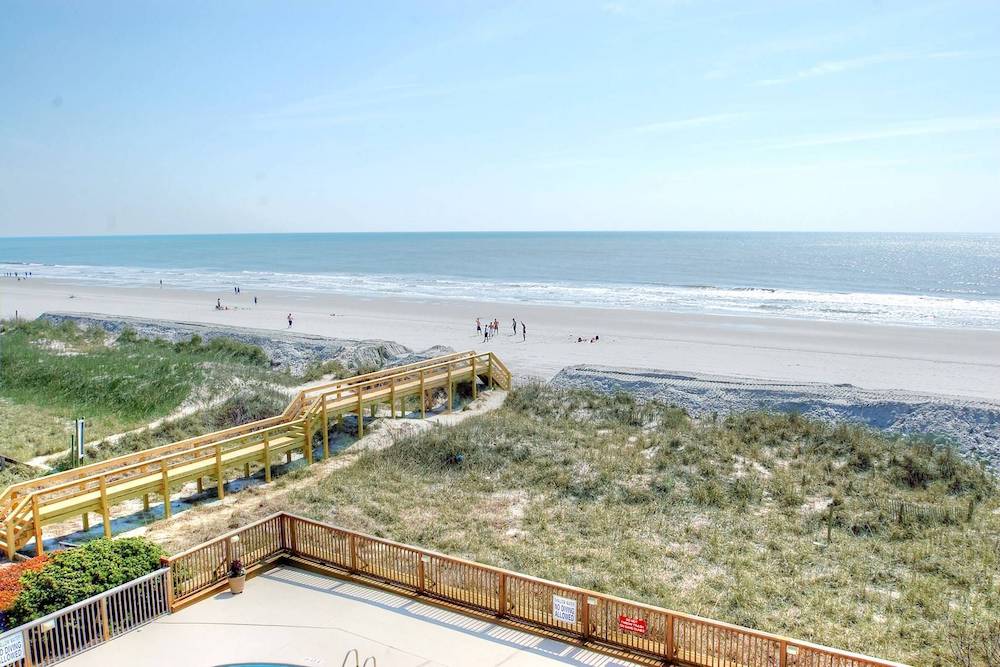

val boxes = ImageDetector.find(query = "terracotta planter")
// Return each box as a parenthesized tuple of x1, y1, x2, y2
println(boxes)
(228, 574, 246, 594)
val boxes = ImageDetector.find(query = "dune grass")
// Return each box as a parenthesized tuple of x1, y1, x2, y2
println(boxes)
(282, 385, 997, 666)
(0, 319, 280, 467)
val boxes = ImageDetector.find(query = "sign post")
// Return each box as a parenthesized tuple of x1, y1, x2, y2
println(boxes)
(75, 418, 85, 461)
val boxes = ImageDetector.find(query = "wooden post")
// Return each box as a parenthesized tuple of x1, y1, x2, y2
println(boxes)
(82, 513, 90, 531)
(356, 392, 364, 438)
(215, 444, 225, 499)
(161, 461, 171, 519)
(263, 433, 272, 482)
(417, 554, 426, 593)
(20, 627, 32, 667)
(665, 614, 675, 660)
(6, 517, 16, 561)
(419, 370, 426, 418)
(31, 496, 43, 556)
(471, 356, 478, 399)
(389, 378, 396, 419)
(581, 594, 590, 642)
(369, 403, 376, 418)
(304, 416, 313, 465)
(322, 402, 330, 459)
(286, 452, 292, 464)
(143, 493, 150, 512)
(488, 354, 494, 389)
(349, 533, 358, 572)
(779, 640, 788, 667)
(98, 477, 111, 538)
(196, 477, 204, 493)
(99, 597, 111, 641)
(160, 556, 175, 610)
(497, 572, 507, 617)
(447, 364, 453, 413)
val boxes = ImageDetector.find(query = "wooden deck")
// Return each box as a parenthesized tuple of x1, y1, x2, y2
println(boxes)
(0, 351, 512, 559)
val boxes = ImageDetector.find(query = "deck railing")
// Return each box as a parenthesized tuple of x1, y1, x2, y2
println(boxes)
(0, 568, 169, 667)
(164, 513, 910, 667)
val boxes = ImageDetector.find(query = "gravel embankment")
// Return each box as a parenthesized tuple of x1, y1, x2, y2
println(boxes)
(40, 312, 415, 374)
(551, 365, 1000, 470)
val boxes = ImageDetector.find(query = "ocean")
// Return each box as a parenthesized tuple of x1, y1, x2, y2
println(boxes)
(3, 232, 1000, 329)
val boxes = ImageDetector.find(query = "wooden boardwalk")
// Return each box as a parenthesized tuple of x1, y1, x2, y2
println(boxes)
(0, 351, 511, 559)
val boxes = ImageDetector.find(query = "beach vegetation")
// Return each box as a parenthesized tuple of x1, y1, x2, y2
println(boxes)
(0, 318, 290, 469)
(247, 384, 998, 666)
(4, 537, 163, 627)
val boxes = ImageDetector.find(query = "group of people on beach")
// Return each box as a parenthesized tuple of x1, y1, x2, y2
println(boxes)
(215, 286, 259, 311)
(576, 335, 600, 343)
(3, 271, 33, 281)
(477, 317, 525, 341)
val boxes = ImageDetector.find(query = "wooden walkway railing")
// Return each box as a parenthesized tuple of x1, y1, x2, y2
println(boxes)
(0, 568, 169, 667)
(1, 352, 512, 560)
(163, 513, 912, 667)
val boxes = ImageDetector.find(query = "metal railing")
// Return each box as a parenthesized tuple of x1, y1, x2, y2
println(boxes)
(164, 513, 910, 667)
(0, 568, 169, 667)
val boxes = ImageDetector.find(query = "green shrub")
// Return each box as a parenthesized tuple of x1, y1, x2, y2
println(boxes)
(6, 538, 164, 626)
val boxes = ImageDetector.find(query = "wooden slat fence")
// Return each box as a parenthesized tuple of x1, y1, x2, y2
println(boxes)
(164, 514, 284, 600)
(0, 568, 169, 667)
(163, 513, 910, 667)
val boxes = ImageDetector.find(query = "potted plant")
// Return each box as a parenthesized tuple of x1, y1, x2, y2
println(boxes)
(228, 558, 246, 594)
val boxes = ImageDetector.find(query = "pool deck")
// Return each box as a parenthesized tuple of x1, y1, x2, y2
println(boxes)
(62, 565, 641, 666)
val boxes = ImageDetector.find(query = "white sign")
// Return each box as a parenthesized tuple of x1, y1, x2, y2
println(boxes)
(0, 632, 25, 666)
(76, 418, 85, 460)
(552, 594, 577, 624)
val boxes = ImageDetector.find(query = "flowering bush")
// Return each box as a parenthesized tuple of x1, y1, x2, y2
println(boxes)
(0, 555, 50, 629)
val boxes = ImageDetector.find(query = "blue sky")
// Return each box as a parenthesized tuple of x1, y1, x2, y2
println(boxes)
(1, 0, 998, 235)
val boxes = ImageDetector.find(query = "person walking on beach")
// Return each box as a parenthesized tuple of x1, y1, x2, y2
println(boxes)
(476, 318, 482, 334)
(521, 321, 526, 341)
(287, 313, 293, 328)
(512, 318, 517, 335)
(217, 298, 221, 309)
(254, 296, 258, 305)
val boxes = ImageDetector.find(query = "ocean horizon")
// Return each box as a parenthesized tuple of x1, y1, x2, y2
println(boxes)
(3, 231, 1000, 330)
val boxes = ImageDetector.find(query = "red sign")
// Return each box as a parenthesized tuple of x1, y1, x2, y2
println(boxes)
(618, 614, 648, 635)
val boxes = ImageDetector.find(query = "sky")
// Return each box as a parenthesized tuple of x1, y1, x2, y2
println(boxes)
(1, 0, 999, 236)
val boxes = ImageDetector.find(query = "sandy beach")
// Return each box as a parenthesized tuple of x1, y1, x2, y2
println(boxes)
(4, 277, 1000, 401)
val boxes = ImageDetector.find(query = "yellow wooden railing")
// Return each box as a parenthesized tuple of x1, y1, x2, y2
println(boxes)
(164, 513, 912, 667)
(1, 352, 511, 560)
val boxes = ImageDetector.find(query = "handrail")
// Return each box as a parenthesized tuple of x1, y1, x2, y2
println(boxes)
(302, 350, 476, 398)
(1, 351, 493, 506)
(301, 351, 483, 405)
(163, 513, 910, 667)
(2, 351, 511, 557)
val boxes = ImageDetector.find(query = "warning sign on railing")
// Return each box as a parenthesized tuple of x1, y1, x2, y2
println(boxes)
(618, 614, 648, 635)
(0, 632, 25, 666)
(552, 594, 577, 623)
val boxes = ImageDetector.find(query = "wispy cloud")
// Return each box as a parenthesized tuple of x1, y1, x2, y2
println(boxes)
(627, 113, 744, 134)
(250, 83, 448, 128)
(755, 50, 976, 86)
(777, 115, 1000, 148)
